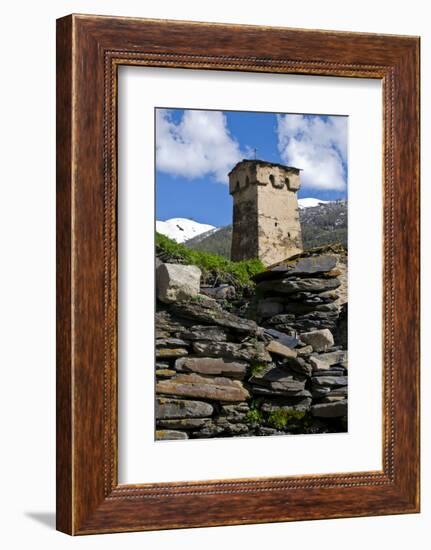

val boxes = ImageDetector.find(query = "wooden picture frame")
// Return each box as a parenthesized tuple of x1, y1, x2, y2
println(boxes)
(56, 14, 420, 535)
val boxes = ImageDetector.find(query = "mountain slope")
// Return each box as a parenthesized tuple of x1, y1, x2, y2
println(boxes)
(185, 225, 233, 258)
(300, 200, 347, 249)
(156, 218, 216, 244)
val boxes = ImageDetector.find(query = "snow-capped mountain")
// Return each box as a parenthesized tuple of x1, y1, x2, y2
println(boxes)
(156, 218, 216, 243)
(298, 198, 331, 209)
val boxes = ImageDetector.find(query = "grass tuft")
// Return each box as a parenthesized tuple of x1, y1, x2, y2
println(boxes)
(267, 409, 306, 430)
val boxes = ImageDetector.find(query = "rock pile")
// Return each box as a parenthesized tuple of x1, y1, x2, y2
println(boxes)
(155, 252, 348, 441)
(254, 253, 346, 336)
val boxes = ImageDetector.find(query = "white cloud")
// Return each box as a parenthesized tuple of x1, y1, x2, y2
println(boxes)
(276, 114, 347, 191)
(156, 109, 243, 183)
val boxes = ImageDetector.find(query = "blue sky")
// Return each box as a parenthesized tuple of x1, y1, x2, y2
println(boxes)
(156, 108, 347, 227)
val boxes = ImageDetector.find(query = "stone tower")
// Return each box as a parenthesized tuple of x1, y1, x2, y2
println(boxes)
(229, 159, 303, 266)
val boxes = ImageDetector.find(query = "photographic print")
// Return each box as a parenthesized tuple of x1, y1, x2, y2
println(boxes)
(155, 108, 348, 441)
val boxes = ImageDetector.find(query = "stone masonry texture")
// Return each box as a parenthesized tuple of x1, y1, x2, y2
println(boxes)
(229, 159, 303, 266)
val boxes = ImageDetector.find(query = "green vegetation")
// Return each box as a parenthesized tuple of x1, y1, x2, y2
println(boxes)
(245, 407, 264, 426)
(301, 227, 347, 249)
(250, 363, 268, 376)
(189, 294, 207, 304)
(156, 232, 265, 288)
(245, 399, 264, 426)
(244, 398, 312, 431)
(186, 225, 233, 259)
(267, 409, 306, 430)
(300, 200, 347, 249)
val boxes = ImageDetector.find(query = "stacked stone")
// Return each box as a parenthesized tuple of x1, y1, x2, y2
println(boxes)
(253, 253, 348, 422)
(154, 258, 348, 441)
(254, 254, 343, 334)
(301, 331, 348, 419)
(155, 298, 262, 440)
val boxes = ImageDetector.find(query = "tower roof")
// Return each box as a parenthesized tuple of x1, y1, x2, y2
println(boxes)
(228, 159, 301, 176)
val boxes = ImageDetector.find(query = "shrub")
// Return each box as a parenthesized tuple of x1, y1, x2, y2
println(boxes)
(245, 407, 263, 426)
(267, 409, 306, 430)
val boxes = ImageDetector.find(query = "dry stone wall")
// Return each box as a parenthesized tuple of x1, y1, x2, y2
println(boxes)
(155, 250, 348, 441)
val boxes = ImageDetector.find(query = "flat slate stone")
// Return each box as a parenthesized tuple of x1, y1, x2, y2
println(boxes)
(286, 255, 338, 276)
(177, 325, 228, 342)
(155, 368, 177, 378)
(311, 400, 347, 418)
(190, 423, 225, 438)
(281, 356, 313, 377)
(263, 328, 299, 348)
(175, 357, 248, 379)
(252, 386, 312, 398)
(311, 375, 348, 387)
(309, 350, 347, 371)
(157, 418, 209, 430)
(250, 366, 307, 393)
(156, 373, 250, 402)
(312, 386, 331, 398)
(300, 329, 335, 352)
(266, 340, 297, 359)
(253, 255, 337, 282)
(328, 386, 348, 397)
(171, 300, 258, 335)
(321, 395, 346, 403)
(155, 429, 189, 440)
(155, 311, 185, 334)
(267, 314, 296, 325)
(297, 345, 314, 357)
(286, 302, 339, 314)
(260, 396, 312, 413)
(257, 277, 340, 295)
(312, 367, 346, 377)
(192, 341, 271, 363)
(155, 397, 214, 419)
(309, 350, 347, 370)
(287, 290, 338, 304)
(220, 403, 250, 423)
(155, 337, 188, 348)
(156, 347, 189, 359)
(221, 403, 250, 414)
(209, 418, 251, 436)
